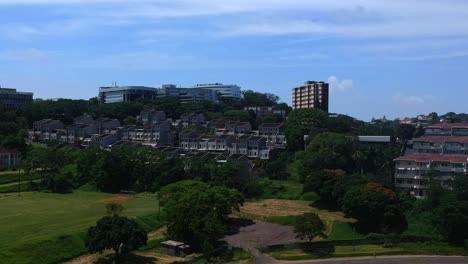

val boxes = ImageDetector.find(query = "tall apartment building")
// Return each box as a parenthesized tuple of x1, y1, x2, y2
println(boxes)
(292, 81, 329, 112)
(394, 123, 468, 198)
(193, 83, 241, 99)
(99, 86, 159, 103)
(0, 88, 33, 109)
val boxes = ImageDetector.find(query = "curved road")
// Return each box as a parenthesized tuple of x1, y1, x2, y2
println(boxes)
(282, 256, 468, 264)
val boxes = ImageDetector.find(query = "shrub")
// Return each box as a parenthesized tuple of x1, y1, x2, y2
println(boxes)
(301, 192, 320, 202)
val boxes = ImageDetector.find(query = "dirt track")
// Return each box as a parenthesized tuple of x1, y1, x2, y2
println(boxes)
(223, 220, 298, 264)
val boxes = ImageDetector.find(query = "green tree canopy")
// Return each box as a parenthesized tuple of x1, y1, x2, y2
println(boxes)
(86, 216, 147, 256)
(160, 180, 244, 251)
(294, 213, 327, 242)
(341, 183, 407, 233)
(285, 108, 329, 151)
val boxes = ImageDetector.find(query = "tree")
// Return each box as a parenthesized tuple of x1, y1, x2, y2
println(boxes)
(303, 170, 340, 203)
(294, 213, 327, 242)
(106, 202, 125, 216)
(86, 216, 147, 257)
(303, 132, 356, 173)
(435, 200, 468, 245)
(160, 181, 244, 251)
(395, 124, 415, 141)
(341, 183, 407, 233)
(453, 175, 468, 202)
(242, 90, 279, 107)
(285, 109, 329, 151)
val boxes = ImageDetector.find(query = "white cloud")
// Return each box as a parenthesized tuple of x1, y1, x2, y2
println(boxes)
(328, 76, 353, 92)
(394, 94, 435, 105)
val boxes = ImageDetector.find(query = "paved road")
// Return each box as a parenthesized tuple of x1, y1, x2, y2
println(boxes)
(281, 256, 468, 264)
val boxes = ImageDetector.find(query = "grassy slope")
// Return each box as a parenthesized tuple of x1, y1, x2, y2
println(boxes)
(257, 179, 305, 200)
(0, 191, 158, 264)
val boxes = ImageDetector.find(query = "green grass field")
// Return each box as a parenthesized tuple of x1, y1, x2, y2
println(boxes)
(0, 191, 159, 264)
(327, 221, 365, 241)
(267, 243, 468, 261)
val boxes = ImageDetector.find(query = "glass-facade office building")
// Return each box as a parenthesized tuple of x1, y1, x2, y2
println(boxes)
(0, 88, 33, 109)
(99, 86, 159, 103)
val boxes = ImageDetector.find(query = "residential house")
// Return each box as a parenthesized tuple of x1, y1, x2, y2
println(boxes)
(229, 135, 267, 158)
(120, 122, 173, 146)
(179, 131, 199, 150)
(181, 113, 205, 128)
(0, 147, 20, 168)
(74, 115, 94, 125)
(225, 121, 252, 136)
(31, 119, 65, 141)
(244, 107, 286, 120)
(141, 109, 166, 124)
(94, 118, 121, 134)
(258, 123, 286, 145)
(67, 123, 97, 144)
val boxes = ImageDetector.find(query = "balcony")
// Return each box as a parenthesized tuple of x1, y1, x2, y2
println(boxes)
(434, 166, 452, 172)
(452, 167, 466, 173)
(395, 183, 429, 189)
(395, 174, 425, 180)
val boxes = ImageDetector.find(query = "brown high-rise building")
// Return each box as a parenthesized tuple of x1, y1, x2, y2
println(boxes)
(292, 81, 329, 112)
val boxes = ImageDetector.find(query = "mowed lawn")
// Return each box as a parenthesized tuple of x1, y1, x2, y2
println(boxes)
(0, 191, 158, 258)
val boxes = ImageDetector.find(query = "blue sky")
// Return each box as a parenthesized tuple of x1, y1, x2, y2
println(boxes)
(1, 0, 468, 120)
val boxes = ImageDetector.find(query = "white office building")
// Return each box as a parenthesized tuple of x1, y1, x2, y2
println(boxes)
(193, 83, 241, 99)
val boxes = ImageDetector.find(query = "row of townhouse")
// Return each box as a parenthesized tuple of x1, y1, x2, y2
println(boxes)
(395, 123, 468, 198)
(179, 131, 276, 160)
(217, 121, 286, 146)
(30, 110, 286, 160)
(154, 146, 249, 163)
(30, 115, 174, 147)
(138, 109, 286, 147)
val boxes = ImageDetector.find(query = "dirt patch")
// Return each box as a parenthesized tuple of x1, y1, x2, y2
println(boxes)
(224, 220, 297, 264)
(99, 195, 132, 203)
(240, 199, 355, 223)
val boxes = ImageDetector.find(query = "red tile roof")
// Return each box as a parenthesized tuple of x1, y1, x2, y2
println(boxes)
(428, 123, 468, 129)
(413, 136, 468, 144)
(395, 154, 468, 163)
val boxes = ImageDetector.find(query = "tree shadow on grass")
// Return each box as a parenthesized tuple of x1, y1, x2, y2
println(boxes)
(310, 199, 340, 212)
(94, 253, 157, 264)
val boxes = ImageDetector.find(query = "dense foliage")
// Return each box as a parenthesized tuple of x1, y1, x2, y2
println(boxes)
(341, 183, 407, 233)
(86, 216, 147, 256)
(294, 213, 327, 242)
(159, 181, 244, 251)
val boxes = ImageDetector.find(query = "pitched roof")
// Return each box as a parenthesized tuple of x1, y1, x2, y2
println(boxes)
(0, 147, 19, 154)
(259, 123, 284, 128)
(395, 154, 468, 163)
(428, 123, 468, 129)
(414, 136, 468, 144)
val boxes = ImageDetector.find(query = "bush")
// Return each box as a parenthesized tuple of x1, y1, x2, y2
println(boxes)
(301, 192, 320, 202)
(43, 173, 73, 193)
(302, 244, 335, 256)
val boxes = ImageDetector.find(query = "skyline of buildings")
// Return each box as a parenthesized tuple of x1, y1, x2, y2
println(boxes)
(98, 83, 241, 104)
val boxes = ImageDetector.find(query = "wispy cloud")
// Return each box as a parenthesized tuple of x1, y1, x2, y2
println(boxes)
(328, 76, 353, 93)
(394, 94, 435, 105)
